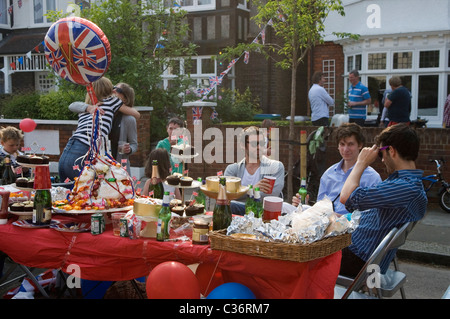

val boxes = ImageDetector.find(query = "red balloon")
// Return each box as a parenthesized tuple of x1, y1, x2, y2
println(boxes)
(146, 261, 201, 299)
(19, 118, 36, 133)
(195, 262, 224, 297)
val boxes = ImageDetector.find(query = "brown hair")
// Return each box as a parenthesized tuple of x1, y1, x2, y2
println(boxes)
(312, 71, 324, 84)
(145, 148, 171, 179)
(389, 76, 402, 88)
(85, 77, 114, 104)
(375, 123, 419, 161)
(115, 82, 135, 107)
(0, 126, 23, 142)
(334, 122, 365, 146)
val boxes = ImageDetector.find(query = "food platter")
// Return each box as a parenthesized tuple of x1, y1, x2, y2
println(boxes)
(50, 221, 90, 232)
(164, 180, 202, 189)
(12, 219, 58, 229)
(52, 205, 133, 215)
(200, 185, 249, 200)
(17, 162, 50, 168)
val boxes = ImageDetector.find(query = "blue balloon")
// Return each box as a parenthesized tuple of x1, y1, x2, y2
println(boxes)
(206, 282, 256, 299)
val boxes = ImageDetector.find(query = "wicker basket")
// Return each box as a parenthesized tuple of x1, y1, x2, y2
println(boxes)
(209, 230, 351, 263)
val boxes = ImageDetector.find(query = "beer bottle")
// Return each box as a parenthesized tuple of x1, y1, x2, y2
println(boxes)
(212, 177, 232, 231)
(33, 189, 52, 225)
(298, 178, 308, 205)
(156, 191, 171, 241)
(2, 156, 16, 185)
(149, 160, 164, 199)
(244, 185, 254, 215)
(252, 187, 263, 218)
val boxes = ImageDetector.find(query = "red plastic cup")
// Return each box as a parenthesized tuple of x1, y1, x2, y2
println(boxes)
(262, 196, 283, 222)
(34, 166, 52, 190)
(263, 176, 276, 194)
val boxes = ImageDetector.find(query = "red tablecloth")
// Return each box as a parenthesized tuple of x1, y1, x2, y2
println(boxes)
(0, 214, 341, 299)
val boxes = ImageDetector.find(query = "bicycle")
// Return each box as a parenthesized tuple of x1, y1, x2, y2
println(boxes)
(422, 159, 450, 213)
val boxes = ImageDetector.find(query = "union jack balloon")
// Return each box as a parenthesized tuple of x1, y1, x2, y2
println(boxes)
(44, 17, 111, 86)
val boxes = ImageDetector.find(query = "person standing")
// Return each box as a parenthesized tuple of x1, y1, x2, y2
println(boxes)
(339, 123, 427, 277)
(156, 117, 184, 175)
(308, 71, 334, 127)
(347, 70, 371, 126)
(384, 76, 411, 127)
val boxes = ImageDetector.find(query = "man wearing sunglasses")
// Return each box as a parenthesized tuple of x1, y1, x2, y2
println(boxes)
(339, 123, 427, 277)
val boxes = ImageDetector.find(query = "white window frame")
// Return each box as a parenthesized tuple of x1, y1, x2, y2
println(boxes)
(30, 0, 57, 27)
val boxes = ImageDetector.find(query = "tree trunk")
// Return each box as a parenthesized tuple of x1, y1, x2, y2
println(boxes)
(287, 61, 298, 201)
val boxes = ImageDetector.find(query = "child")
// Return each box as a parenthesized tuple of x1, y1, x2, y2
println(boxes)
(0, 126, 30, 178)
(142, 148, 181, 199)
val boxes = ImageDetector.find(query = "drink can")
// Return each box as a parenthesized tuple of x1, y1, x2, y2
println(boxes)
(91, 213, 104, 235)
(120, 218, 129, 237)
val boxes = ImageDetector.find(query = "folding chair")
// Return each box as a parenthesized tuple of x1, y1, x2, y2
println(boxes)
(335, 222, 415, 299)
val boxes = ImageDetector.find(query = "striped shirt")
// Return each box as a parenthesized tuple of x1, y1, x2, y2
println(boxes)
(71, 96, 123, 147)
(348, 82, 370, 120)
(345, 169, 427, 273)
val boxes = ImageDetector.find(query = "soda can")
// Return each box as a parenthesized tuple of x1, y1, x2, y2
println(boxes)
(91, 213, 104, 235)
(119, 218, 129, 237)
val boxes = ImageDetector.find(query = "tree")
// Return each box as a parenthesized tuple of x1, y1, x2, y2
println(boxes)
(47, 0, 197, 139)
(249, 0, 349, 199)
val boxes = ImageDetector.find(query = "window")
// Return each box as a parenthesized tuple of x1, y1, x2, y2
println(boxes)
(35, 72, 55, 93)
(347, 54, 362, 72)
(418, 75, 438, 116)
(367, 76, 386, 116)
(368, 53, 386, 70)
(33, 0, 56, 24)
(419, 50, 440, 68)
(0, 0, 7, 25)
(393, 52, 412, 69)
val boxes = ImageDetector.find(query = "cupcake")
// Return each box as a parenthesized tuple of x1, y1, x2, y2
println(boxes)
(23, 201, 34, 212)
(166, 174, 180, 186)
(27, 179, 34, 188)
(29, 155, 43, 164)
(10, 202, 24, 211)
(16, 154, 30, 163)
(42, 155, 50, 164)
(15, 177, 29, 188)
(171, 205, 185, 215)
(179, 176, 193, 186)
(170, 199, 182, 208)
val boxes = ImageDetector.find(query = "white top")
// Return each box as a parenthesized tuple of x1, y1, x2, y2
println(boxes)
(308, 84, 334, 121)
(241, 167, 261, 188)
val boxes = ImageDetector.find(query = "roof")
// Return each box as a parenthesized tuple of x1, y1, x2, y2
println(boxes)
(0, 28, 47, 55)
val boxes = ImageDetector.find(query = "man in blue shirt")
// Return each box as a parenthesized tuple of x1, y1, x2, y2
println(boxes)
(340, 123, 427, 277)
(292, 123, 381, 212)
(348, 70, 371, 127)
(308, 71, 334, 126)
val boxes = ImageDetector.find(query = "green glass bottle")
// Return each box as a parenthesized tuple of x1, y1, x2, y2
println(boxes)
(212, 177, 232, 231)
(33, 189, 52, 225)
(148, 160, 164, 199)
(156, 191, 171, 241)
(298, 178, 308, 204)
(2, 156, 16, 185)
(252, 187, 263, 218)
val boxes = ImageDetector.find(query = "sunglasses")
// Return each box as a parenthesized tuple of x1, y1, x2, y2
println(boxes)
(378, 145, 390, 159)
(113, 86, 123, 94)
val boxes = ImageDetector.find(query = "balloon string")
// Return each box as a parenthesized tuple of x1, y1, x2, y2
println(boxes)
(205, 251, 223, 296)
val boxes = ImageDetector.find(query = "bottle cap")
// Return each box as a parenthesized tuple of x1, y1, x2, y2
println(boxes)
(34, 165, 52, 189)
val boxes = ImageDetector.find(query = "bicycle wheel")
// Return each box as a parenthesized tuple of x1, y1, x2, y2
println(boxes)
(438, 188, 450, 213)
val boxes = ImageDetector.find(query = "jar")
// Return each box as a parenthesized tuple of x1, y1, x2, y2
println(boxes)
(192, 220, 209, 245)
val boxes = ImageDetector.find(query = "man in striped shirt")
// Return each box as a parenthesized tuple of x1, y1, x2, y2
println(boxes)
(347, 70, 371, 127)
(339, 123, 427, 277)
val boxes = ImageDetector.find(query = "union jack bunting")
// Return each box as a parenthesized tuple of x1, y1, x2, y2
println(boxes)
(244, 51, 250, 64)
(44, 18, 110, 85)
(209, 75, 221, 88)
(261, 29, 266, 44)
(210, 108, 218, 120)
(192, 106, 203, 124)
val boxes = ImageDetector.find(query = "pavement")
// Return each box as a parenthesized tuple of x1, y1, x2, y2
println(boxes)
(397, 202, 450, 267)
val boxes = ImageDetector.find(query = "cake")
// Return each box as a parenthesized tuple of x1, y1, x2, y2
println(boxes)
(205, 176, 241, 193)
(185, 204, 204, 216)
(29, 155, 43, 164)
(27, 179, 34, 188)
(133, 197, 162, 217)
(171, 205, 185, 215)
(170, 199, 182, 208)
(16, 154, 30, 163)
(166, 174, 180, 185)
(42, 156, 50, 164)
(180, 176, 193, 186)
(15, 177, 29, 188)
(10, 202, 24, 211)
(23, 201, 34, 212)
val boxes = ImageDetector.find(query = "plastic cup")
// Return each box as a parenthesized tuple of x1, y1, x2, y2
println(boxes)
(263, 176, 276, 194)
(118, 141, 129, 154)
(262, 196, 283, 222)
(111, 212, 127, 236)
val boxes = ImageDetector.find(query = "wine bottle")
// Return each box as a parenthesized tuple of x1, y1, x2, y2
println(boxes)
(298, 178, 308, 204)
(212, 177, 232, 231)
(148, 160, 164, 199)
(2, 156, 16, 185)
(33, 189, 52, 225)
(156, 191, 171, 241)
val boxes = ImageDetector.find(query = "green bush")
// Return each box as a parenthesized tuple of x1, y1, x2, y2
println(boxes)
(0, 91, 41, 119)
(215, 88, 261, 122)
(38, 90, 84, 120)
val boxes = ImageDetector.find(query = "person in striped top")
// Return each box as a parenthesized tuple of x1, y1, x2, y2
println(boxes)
(339, 123, 427, 277)
(58, 77, 140, 182)
(347, 70, 371, 127)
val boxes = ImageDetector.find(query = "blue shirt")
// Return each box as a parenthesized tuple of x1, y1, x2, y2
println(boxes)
(348, 81, 371, 120)
(345, 169, 427, 273)
(318, 159, 381, 215)
(308, 84, 334, 121)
